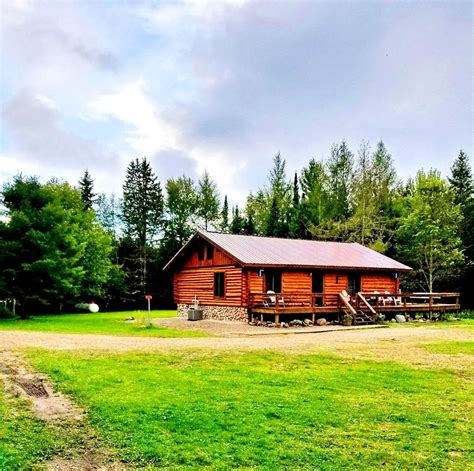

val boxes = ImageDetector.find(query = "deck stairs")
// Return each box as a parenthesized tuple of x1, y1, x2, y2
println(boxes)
(354, 310, 375, 325)
(339, 291, 377, 325)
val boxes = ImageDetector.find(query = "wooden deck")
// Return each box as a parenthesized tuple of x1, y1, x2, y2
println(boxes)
(248, 292, 460, 324)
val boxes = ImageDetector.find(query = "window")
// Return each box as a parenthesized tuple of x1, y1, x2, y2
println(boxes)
(198, 244, 204, 261)
(214, 272, 225, 297)
(348, 273, 361, 296)
(206, 243, 214, 260)
(265, 270, 281, 293)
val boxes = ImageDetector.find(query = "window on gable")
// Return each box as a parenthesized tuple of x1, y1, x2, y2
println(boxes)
(198, 244, 204, 261)
(206, 243, 214, 260)
(214, 272, 225, 297)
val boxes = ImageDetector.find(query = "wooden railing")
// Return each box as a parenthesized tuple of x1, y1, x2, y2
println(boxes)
(359, 292, 460, 310)
(248, 291, 460, 314)
(356, 292, 377, 316)
(248, 292, 339, 313)
(338, 293, 357, 322)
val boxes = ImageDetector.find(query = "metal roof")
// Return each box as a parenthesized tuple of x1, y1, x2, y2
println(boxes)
(165, 231, 412, 271)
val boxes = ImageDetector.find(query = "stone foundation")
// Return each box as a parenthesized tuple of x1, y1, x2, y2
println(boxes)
(177, 304, 249, 322)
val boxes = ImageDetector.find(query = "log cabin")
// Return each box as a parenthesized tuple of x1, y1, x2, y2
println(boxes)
(164, 231, 460, 324)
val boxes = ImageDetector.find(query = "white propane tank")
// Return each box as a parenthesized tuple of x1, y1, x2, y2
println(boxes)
(75, 302, 100, 313)
(88, 303, 99, 313)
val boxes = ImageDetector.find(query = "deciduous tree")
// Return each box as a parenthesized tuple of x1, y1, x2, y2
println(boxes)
(397, 170, 463, 292)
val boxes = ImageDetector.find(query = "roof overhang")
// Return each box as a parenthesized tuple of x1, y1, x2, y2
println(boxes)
(162, 231, 242, 271)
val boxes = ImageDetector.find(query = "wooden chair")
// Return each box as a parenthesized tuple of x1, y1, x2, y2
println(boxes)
(266, 290, 285, 308)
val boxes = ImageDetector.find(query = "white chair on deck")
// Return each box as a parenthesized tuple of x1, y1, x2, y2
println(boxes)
(267, 290, 285, 308)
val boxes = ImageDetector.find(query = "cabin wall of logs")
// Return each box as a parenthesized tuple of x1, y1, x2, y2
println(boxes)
(174, 264, 400, 309)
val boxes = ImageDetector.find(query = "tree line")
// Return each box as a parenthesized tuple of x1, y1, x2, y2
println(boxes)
(0, 142, 472, 316)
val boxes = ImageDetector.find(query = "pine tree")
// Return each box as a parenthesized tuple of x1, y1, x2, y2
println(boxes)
(265, 196, 280, 237)
(327, 141, 354, 220)
(292, 172, 300, 207)
(122, 157, 163, 295)
(449, 150, 473, 307)
(449, 150, 473, 207)
(371, 140, 396, 213)
(230, 205, 244, 234)
(300, 158, 328, 231)
(265, 153, 291, 236)
(197, 171, 220, 230)
(244, 207, 256, 235)
(78, 169, 96, 210)
(221, 195, 229, 232)
(289, 172, 303, 238)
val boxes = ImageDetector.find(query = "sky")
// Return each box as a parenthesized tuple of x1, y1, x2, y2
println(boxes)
(0, 0, 472, 205)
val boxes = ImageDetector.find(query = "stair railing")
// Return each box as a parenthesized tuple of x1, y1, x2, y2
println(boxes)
(338, 292, 357, 323)
(356, 292, 377, 318)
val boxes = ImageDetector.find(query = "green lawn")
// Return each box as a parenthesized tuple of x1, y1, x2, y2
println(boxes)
(27, 349, 473, 470)
(0, 382, 56, 469)
(0, 311, 208, 337)
(422, 340, 474, 355)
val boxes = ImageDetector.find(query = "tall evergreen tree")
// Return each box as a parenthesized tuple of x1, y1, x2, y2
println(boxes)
(230, 205, 245, 234)
(264, 153, 291, 236)
(292, 172, 300, 207)
(327, 141, 354, 220)
(449, 150, 473, 307)
(300, 158, 328, 232)
(449, 150, 473, 207)
(78, 169, 96, 210)
(220, 195, 229, 232)
(197, 171, 220, 230)
(122, 157, 163, 295)
(288, 172, 303, 238)
(371, 140, 397, 213)
(244, 206, 256, 235)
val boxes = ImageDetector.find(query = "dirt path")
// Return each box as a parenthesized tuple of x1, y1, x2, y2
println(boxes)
(0, 351, 125, 470)
(0, 325, 471, 352)
(1, 326, 473, 374)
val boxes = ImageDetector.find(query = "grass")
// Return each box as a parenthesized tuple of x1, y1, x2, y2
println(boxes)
(390, 318, 474, 329)
(0, 382, 57, 469)
(27, 349, 473, 470)
(422, 340, 474, 355)
(0, 310, 208, 337)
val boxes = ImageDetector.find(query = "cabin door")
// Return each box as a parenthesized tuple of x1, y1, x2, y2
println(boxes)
(311, 271, 324, 306)
(265, 270, 282, 293)
(348, 273, 361, 296)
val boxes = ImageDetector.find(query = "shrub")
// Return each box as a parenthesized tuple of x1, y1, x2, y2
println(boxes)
(0, 305, 15, 318)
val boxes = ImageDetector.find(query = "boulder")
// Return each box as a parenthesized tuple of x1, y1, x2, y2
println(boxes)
(290, 319, 303, 327)
(316, 318, 327, 326)
(281, 322, 289, 328)
(390, 318, 397, 323)
(395, 314, 406, 323)
(303, 318, 314, 326)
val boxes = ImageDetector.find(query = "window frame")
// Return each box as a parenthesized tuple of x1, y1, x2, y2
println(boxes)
(214, 271, 226, 298)
(206, 243, 214, 260)
(197, 244, 205, 261)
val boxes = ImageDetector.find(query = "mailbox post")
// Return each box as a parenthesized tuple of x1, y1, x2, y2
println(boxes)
(145, 295, 153, 326)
